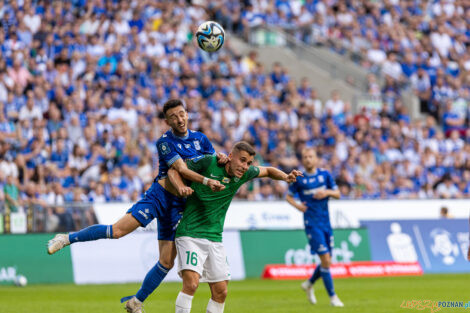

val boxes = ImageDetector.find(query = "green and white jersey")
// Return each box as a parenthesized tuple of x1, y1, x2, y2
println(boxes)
(176, 155, 260, 242)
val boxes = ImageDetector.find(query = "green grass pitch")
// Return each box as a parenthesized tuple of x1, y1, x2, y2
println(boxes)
(0, 274, 468, 313)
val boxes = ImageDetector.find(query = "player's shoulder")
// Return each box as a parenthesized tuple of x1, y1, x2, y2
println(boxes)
(317, 168, 331, 175)
(157, 131, 172, 143)
(189, 129, 208, 140)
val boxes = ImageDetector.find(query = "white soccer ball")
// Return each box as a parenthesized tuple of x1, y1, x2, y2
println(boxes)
(195, 21, 225, 52)
(15, 275, 27, 287)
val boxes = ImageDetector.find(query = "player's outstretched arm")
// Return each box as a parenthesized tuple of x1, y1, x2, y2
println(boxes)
(257, 166, 303, 182)
(171, 159, 225, 192)
(168, 168, 194, 197)
(286, 194, 307, 212)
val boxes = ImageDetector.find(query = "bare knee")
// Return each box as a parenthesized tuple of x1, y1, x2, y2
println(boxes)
(182, 275, 199, 295)
(320, 254, 332, 268)
(159, 254, 175, 269)
(212, 287, 227, 303)
(112, 227, 126, 239)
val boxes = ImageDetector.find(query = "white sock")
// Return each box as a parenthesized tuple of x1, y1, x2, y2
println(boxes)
(206, 298, 225, 313)
(176, 292, 193, 313)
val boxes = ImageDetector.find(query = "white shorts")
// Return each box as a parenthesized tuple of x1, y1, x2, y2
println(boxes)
(176, 236, 231, 283)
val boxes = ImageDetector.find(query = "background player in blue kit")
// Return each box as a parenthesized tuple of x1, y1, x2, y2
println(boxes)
(47, 99, 226, 313)
(286, 147, 344, 307)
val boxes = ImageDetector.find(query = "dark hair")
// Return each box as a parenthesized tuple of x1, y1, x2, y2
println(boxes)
(233, 141, 256, 156)
(163, 99, 185, 117)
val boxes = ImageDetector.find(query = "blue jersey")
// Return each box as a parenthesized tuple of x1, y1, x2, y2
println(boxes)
(288, 168, 338, 230)
(155, 129, 215, 180)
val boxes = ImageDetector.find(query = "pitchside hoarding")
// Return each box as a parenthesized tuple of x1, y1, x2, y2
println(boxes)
(0, 234, 74, 285)
(240, 229, 371, 278)
(362, 219, 470, 273)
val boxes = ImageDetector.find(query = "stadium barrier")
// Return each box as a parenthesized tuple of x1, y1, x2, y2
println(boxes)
(1, 203, 97, 234)
(362, 219, 470, 274)
(94, 200, 470, 230)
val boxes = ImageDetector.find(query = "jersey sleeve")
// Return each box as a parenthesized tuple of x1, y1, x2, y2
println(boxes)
(244, 165, 261, 181)
(326, 171, 338, 190)
(186, 155, 214, 173)
(157, 139, 181, 167)
(200, 133, 216, 155)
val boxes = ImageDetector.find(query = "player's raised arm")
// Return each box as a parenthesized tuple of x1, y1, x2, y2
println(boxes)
(167, 168, 194, 197)
(257, 166, 303, 183)
(171, 158, 225, 192)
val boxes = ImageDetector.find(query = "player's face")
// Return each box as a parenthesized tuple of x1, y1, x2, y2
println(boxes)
(228, 150, 254, 178)
(165, 105, 188, 135)
(301, 149, 317, 171)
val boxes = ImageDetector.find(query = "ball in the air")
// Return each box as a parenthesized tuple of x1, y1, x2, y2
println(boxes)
(195, 21, 225, 52)
(15, 275, 27, 287)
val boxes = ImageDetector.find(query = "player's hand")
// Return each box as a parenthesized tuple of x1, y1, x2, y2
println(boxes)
(297, 202, 308, 213)
(313, 190, 329, 200)
(216, 152, 229, 165)
(285, 170, 303, 183)
(208, 179, 226, 192)
(178, 186, 194, 197)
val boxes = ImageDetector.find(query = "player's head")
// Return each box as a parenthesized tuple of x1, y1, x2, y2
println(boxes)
(301, 147, 318, 171)
(163, 99, 188, 136)
(227, 141, 256, 178)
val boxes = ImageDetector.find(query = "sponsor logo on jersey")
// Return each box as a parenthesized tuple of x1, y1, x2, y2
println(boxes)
(194, 140, 201, 150)
(222, 177, 231, 184)
(210, 173, 221, 179)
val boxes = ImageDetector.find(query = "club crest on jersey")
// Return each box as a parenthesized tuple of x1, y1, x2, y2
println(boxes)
(193, 140, 201, 150)
(222, 177, 231, 184)
(234, 177, 240, 182)
(159, 142, 170, 155)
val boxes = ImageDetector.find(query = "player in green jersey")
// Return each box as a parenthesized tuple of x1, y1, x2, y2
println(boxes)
(168, 141, 302, 313)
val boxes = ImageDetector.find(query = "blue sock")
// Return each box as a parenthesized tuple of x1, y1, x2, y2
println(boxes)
(68, 225, 113, 243)
(309, 265, 321, 284)
(320, 267, 335, 296)
(135, 261, 169, 302)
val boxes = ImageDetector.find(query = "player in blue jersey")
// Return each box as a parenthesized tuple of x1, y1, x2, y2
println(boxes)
(47, 99, 226, 313)
(286, 147, 344, 307)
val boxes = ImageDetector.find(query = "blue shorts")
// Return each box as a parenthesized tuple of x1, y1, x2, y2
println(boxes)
(127, 182, 185, 241)
(305, 226, 333, 256)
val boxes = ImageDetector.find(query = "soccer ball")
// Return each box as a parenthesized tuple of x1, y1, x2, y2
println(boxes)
(15, 275, 27, 287)
(195, 21, 225, 52)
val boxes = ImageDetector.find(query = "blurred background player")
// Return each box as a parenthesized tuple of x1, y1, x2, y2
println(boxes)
(48, 99, 225, 313)
(169, 141, 302, 313)
(286, 147, 343, 307)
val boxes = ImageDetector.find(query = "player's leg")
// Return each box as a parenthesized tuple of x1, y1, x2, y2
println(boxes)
(175, 237, 208, 313)
(134, 240, 176, 302)
(203, 241, 230, 313)
(319, 231, 343, 307)
(207, 281, 228, 313)
(301, 227, 323, 304)
(176, 270, 200, 313)
(47, 213, 141, 255)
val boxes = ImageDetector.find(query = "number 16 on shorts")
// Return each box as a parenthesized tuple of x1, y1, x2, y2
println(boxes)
(186, 251, 198, 266)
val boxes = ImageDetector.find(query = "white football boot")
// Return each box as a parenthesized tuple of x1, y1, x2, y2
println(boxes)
(330, 294, 344, 307)
(301, 280, 317, 304)
(125, 297, 144, 313)
(47, 234, 70, 255)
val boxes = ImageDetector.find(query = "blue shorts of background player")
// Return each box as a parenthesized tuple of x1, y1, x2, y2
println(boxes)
(306, 226, 334, 256)
(127, 182, 186, 241)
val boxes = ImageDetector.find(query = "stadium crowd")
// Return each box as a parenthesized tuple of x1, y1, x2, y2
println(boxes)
(0, 0, 469, 231)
